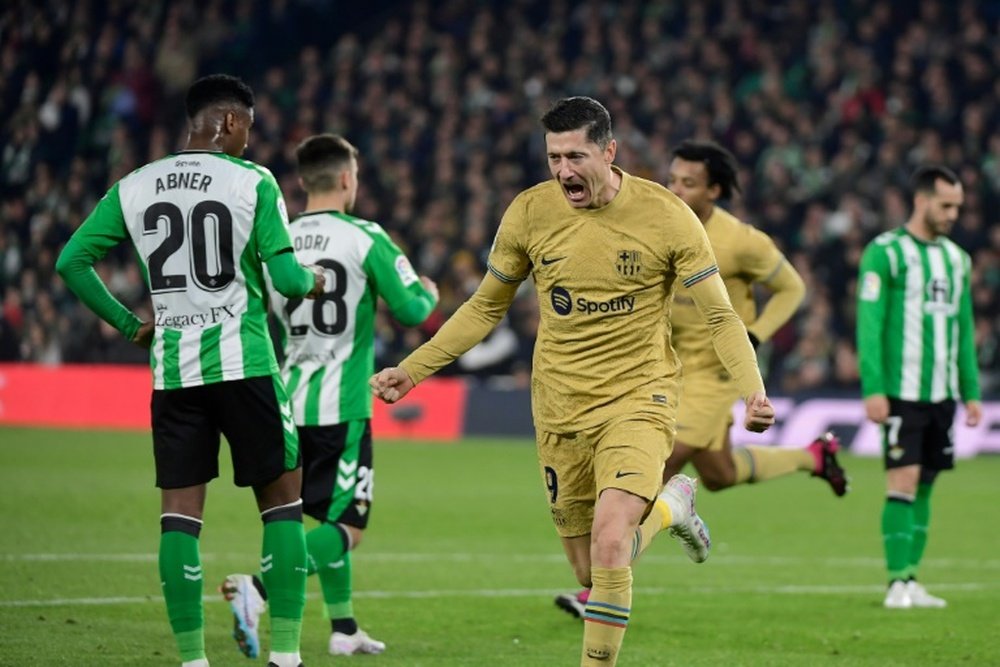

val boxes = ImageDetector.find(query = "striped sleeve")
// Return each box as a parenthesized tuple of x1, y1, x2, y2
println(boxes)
(682, 265, 719, 288)
(671, 201, 720, 289)
(486, 194, 530, 284)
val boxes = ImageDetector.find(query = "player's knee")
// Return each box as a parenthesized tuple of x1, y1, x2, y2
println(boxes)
(887, 477, 918, 496)
(590, 531, 629, 568)
(887, 466, 920, 496)
(253, 469, 303, 511)
(343, 524, 364, 550)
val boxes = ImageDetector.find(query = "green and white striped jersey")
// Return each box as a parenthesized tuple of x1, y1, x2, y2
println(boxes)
(77, 151, 295, 389)
(271, 211, 436, 426)
(856, 227, 980, 402)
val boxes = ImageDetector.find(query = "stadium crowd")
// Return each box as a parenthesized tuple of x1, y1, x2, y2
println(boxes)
(1, 0, 998, 394)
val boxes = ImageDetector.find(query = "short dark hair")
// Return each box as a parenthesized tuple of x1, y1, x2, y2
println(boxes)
(185, 74, 255, 119)
(540, 97, 613, 148)
(670, 139, 741, 200)
(911, 165, 960, 196)
(296, 134, 358, 193)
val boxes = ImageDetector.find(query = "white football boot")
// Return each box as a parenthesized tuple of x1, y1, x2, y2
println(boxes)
(906, 580, 947, 608)
(883, 580, 912, 609)
(661, 474, 711, 563)
(220, 574, 267, 658)
(330, 627, 386, 655)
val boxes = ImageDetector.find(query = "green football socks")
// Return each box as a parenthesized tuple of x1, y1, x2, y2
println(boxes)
(159, 515, 205, 662)
(260, 501, 308, 654)
(882, 493, 915, 581)
(910, 482, 934, 576)
(307, 521, 354, 620)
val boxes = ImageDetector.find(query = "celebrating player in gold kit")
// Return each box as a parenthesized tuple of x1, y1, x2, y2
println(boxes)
(370, 98, 774, 667)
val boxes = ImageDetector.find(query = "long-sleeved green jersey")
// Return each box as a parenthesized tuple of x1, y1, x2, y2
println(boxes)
(856, 227, 980, 402)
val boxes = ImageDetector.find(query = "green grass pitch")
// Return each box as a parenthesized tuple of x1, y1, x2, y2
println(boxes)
(1, 426, 998, 666)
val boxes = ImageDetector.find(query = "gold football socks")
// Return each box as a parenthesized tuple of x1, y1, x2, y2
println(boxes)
(581, 566, 632, 666)
(732, 446, 813, 483)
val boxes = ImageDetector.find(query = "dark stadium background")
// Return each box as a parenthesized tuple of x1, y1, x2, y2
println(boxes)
(1, 0, 997, 397)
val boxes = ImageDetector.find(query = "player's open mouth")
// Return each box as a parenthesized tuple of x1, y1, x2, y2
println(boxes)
(563, 183, 587, 203)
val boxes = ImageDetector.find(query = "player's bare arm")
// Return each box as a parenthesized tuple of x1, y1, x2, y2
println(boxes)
(381, 272, 520, 391)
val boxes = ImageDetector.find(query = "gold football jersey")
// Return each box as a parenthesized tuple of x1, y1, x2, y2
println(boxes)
(487, 167, 722, 432)
(670, 206, 783, 374)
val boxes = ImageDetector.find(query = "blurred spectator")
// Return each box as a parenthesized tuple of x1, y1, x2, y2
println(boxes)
(1, 0, 997, 395)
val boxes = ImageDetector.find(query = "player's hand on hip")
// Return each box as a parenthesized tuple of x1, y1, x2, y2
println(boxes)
(964, 400, 982, 427)
(369, 367, 415, 404)
(420, 275, 440, 302)
(131, 321, 154, 349)
(744, 392, 775, 433)
(305, 265, 327, 299)
(864, 394, 890, 424)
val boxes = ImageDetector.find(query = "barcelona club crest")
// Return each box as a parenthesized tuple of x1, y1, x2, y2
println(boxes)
(616, 250, 641, 276)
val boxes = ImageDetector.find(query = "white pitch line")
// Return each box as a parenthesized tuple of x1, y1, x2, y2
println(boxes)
(3, 554, 161, 562)
(5, 552, 1000, 570)
(1, 582, 997, 608)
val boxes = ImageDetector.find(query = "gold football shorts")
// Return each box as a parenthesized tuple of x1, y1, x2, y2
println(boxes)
(536, 411, 674, 538)
(674, 368, 740, 451)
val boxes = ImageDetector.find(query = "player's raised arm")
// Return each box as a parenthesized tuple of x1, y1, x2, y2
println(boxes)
(55, 183, 144, 343)
(371, 271, 520, 404)
(372, 195, 530, 402)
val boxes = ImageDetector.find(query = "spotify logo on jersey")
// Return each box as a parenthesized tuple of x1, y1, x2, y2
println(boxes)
(551, 286, 572, 316)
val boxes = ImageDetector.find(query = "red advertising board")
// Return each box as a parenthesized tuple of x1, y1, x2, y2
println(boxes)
(371, 377, 466, 440)
(0, 364, 465, 440)
(0, 364, 152, 429)
(2, 365, 996, 455)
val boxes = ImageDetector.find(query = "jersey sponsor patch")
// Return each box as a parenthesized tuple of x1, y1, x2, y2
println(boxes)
(277, 196, 289, 224)
(860, 271, 881, 301)
(395, 255, 418, 286)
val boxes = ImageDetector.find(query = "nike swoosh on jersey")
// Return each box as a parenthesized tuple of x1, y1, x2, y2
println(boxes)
(540, 256, 566, 265)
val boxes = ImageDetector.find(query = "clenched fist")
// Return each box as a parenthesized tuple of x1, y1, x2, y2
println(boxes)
(370, 366, 416, 404)
(744, 392, 775, 433)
